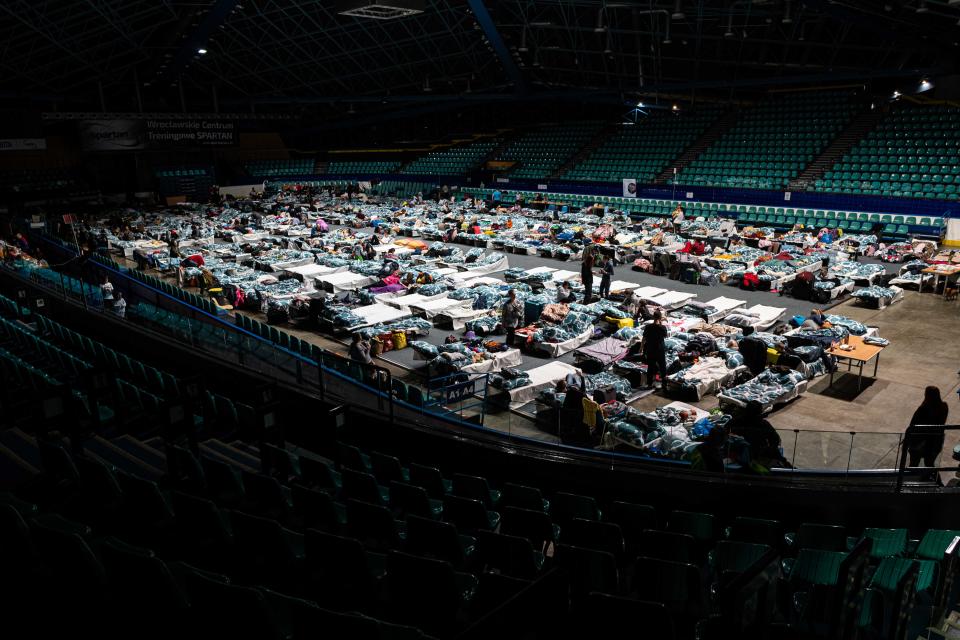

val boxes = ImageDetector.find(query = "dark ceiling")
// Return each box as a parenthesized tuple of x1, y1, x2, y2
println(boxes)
(1, 0, 958, 113)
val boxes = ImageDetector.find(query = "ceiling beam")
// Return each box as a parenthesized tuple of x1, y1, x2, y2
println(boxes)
(466, 0, 526, 93)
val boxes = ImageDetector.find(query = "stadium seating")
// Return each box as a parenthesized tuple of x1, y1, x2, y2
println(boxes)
(326, 160, 401, 174)
(0, 168, 85, 197)
(675, 91, 857, 190)
(3, 423, 957, 639)
(812, 104, 960, 200)
(494, 121, 602, 180)
(402, 138, 500, 176)
(564, 107, 722, 183)
(245, 159, 316, 178)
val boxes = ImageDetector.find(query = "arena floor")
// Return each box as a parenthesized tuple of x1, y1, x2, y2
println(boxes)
(142, 231, 960, 476)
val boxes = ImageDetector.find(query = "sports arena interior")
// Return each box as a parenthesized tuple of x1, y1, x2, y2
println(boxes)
(3, 1, 960, 638)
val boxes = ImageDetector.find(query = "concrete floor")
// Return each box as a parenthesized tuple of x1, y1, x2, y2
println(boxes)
(129, 233, 960, 473)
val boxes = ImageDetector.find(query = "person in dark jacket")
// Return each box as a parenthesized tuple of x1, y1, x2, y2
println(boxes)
(907, 386, 949, 467)
(581, 247, 596, 304)
(641, 311, 668, 389)
(501, 289, 524, 347)
(598, 256, 614, 299)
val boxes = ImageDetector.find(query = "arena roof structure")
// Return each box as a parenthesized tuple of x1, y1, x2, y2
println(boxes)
(1, 1, 959, 113)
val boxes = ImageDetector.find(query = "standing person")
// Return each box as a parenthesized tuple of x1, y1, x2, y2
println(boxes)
(113, 292, 127, 319)
(641, 310, 668, 389)
(100, 277, 115, 310)
(581, 247, 596, 305)
(349, 333, 373, 364)
(906, 386, 949, 468)
(671, 204, 685, 233)
(501, 289, 524, 347)
(598, 255, 614, 299)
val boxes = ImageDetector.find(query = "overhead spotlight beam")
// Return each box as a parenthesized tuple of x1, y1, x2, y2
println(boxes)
(466, 0, 527, 92)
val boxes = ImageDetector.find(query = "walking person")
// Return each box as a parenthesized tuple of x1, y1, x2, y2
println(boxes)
(598, 255, 614, 299)
(581, 246, 596, 305)
(501, 289, 524, 347)
(641, 311, 668, 390)
(113, 292, 127, 319)
(906, 386, 949, 468)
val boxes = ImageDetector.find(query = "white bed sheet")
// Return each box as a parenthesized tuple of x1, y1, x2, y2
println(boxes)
(318, 271, 378, 292)
(412, 297, 472, 319)
(646, 290, 696, 310)
(379, 291, 450, 312)
(500, 361, 582, 408)
(436, 306, 496, 331)
(703, 296, 746, 323)
(743, 304, 786, 330)
(533, 325, 595, 358)
(346, 303, 410, 331)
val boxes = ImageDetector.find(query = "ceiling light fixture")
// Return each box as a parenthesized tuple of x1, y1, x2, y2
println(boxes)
(197, 48, 207, 55)
(672, 0, 684, 20)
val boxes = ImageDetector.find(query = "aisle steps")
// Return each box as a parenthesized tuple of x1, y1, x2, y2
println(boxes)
(653, 107, 739, 184)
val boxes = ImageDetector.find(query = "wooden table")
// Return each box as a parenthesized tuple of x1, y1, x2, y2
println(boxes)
(921, 264, 960, 297)
(826, 335, 886, 391)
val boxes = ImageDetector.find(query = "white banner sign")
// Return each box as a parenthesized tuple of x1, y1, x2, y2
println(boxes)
(0, 138, 46, 151)
(784, 191, 792, 201)
(622, 178, 638, 198)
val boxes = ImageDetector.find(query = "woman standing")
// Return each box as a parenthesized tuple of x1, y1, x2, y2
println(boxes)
(581, 247, 596, 305)
(641, 311, 668, 390)
(501, 289, 524, 347)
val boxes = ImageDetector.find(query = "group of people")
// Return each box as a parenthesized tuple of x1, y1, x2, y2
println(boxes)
(99, 277, 126, 319)
(579, 247, 616, 305)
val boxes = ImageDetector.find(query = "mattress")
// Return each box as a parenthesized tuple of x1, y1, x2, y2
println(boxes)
(345, 303, 411, 331)
(666, 357, 745, 401)
(533, 325, 595, 358)
(447, 254, 509, 278)
(646, 290, 697, 310)
(632, 286, 668, 299)
(574, 337, 629, 367)
(606, 280, 643, 293)
(497, 361, 582, 408)
(379, 291, 450, 312)
(663, 314, 704, 335)
(702, 296, 746, 323)
(318, 271, 379, 293)
(459, 348, 523, 374)
(411, 297, 473, 319)
(435, 306, 497, 331)
(284, 263, 350, 281)
(373, 244, 415, 257)
(725, 304, 786, 331)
